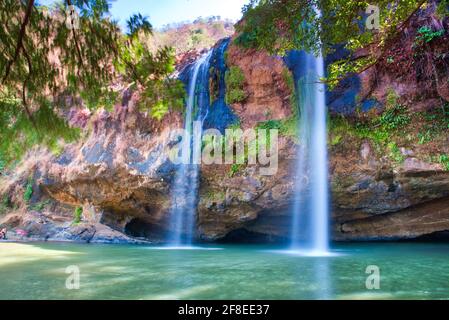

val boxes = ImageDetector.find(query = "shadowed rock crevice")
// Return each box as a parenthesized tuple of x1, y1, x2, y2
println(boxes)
(124, 218, 166, 240)
(335, 196, 449, 241)
(216, 228, 287, 244)
(413, 230, 449, 241)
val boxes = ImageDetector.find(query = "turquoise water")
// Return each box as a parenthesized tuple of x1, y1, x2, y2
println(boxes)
(1, 242, 449, 300)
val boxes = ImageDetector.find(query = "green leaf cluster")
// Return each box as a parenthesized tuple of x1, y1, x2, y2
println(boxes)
(235, 1, 445, 88)
(23, 178, 33, 204)
(413, 26, 444, 47)
(0, 1, 186, 164)
(73, 206, 83, 224)
(225, 66, 247, 104)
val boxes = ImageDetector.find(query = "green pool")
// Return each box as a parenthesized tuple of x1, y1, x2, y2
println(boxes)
(1, 242, 448, 299)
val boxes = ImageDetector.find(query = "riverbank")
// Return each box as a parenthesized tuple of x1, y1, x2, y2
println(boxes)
(0, 212, 154, 244)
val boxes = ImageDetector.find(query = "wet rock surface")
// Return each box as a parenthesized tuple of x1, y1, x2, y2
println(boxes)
(2, 12, 449, 243)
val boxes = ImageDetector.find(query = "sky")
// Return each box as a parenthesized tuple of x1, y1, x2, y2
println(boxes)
(39, 0, 249, 29)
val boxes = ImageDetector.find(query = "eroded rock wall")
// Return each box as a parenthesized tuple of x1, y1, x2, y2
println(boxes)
(1, 9, 449, 243)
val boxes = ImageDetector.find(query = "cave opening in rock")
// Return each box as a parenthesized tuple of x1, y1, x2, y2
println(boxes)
(411, 230, 449, 242)
(124, 218, 164, 240)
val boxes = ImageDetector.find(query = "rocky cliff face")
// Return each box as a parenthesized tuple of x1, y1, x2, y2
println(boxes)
(0, 95, 183, 243)
(331, 144, 449, 241)
(1, 10, 449, 243)
(225, 44, 293, 128)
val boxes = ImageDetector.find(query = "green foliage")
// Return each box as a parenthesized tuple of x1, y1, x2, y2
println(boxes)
(257, 117, 297, 139)
(23, 178, 33, 204)
(236, 1, 443, 88)
(117, 41, 186, 119)
(282, 69, 295, 93)
(437, 0, 449, 18)
(378, 104, 411, 130)
(439, 154, 449, 170)
(224, 51, 229, 65)
(227, 120, 242, 131)
(226, 89, 247, 105)
(387, 142, 405, 164)
(418, 130, 432, 144)
(229, 163, 244, 177)
(255, 69, 298, 140)
(189, 28, 208, 48)
(209, 66, 220, 104)
(127, 13, 152, 38)
(330, 103, 449, 167)
(0, 153, 5, 174)
(416, 105, 449, 145)
(73, 207, 83, 224)
(234, 30, 260, 49)
(282, 68, 299, 113)
(376, 89, 411, 130)
(330, 134, 342, 146)
(353, 121, 387, 148)
(0, 1, 185, 164)
(203, 122, 280, 172)
(0, 195, 11, 215)
(50, 143, 65, 157)
(0, 94, 80, 164)
(225, 66, 247, 104)
(2, 195, 10, 207)
(205, 189, 226, 202)
(329, 100, 411, 164)
(30, 199, 50, 212)
(0, 0, 122, 110)
(413, 26, 445, 47)
(202, 134, 224, 154)
(257, 119, 282, 131)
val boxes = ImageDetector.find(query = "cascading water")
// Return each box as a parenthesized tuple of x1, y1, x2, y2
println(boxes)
(289, 52, 329, 255)
(167, 38, 237, 246)
(168, 51, 212, 246)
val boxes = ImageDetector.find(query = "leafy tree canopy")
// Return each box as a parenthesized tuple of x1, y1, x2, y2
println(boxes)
(0, 0, 185, 165)
(236, 0, 449, 87)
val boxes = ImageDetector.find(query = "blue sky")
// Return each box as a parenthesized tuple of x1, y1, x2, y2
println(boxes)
(39, 0, 249, 29)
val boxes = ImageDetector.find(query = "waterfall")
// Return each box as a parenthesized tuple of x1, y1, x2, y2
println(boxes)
(290, 52, 329, 254)
(168, 50, 213, 246)
(167, 38, 236, 246)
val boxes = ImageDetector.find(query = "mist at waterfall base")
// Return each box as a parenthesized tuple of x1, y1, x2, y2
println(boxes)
(286, 51, 330, 256)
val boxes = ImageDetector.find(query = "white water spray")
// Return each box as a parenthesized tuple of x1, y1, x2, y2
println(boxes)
(168, 51, 212, 246)
(290, 52, 329, 255)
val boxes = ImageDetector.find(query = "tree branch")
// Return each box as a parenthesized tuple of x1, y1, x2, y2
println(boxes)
(327, 0, 427, 88)
(66, 0, 84, 73)
(21, 42, 38, 129)
(86, 21, 144, 86)
(1, 0, 35, 84)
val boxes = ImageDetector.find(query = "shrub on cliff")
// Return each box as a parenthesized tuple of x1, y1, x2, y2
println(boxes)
(0, 195, 11, 215)
(378, 89, 411, 130)
(23, 179, 33, 204)
(225, 66, 247, 104)
(0, 154, 4, 175)
(73, 207, 83, 225)
(413, 25, 445, 47)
